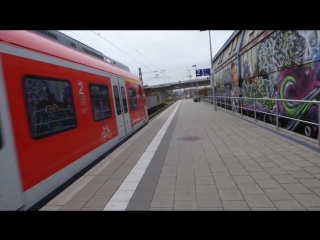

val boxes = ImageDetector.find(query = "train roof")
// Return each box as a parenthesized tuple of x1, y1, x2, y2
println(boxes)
(31, 30, 131, 72)
(0, 31, 139, 82)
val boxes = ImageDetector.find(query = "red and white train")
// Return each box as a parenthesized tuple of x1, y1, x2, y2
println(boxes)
(0, 30, 148, 210)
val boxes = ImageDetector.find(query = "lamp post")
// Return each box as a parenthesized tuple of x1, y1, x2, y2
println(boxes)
(200, 30, 217, 111)
(192, 64, 198, 96)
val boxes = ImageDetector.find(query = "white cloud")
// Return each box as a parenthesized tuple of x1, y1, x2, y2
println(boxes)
(59, 30, 234, 86)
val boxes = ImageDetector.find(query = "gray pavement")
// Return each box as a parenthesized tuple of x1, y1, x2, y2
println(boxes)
(41, 99, 320, 211)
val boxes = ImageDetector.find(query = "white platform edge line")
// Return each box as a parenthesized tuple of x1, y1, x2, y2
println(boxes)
(103, 100, 182, 210)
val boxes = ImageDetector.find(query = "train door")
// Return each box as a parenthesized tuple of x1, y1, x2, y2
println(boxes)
(110, 76, 132, 140)
(0, 67, 24, 210)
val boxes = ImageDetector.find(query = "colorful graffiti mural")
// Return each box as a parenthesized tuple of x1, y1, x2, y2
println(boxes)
(23, 76, 76, 138)
(215, 30, 320, 137)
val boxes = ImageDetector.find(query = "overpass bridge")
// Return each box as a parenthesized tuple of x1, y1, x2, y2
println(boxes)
(143, 78, 211, 94)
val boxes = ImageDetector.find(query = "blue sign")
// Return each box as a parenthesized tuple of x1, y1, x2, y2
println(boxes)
(203, 68, 211, 76)
(196, 69, 203, 77)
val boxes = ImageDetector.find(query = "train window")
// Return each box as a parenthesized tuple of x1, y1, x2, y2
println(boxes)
(139, 86, 142, 97)
(121, 87, 128, 113)
(89, 84, 112, 121)
(128, 88, 138, 110)
(113, 86, 122, 115)
(22, 75, 77, 139)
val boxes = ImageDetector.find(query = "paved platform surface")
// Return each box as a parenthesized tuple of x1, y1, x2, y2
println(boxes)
(40, 99, 320, 211)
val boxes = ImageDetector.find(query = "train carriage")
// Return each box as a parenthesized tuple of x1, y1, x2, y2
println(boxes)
(0, 30, 148, 210)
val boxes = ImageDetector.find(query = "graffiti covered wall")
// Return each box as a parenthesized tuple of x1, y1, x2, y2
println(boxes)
(215, 30, 320, 135)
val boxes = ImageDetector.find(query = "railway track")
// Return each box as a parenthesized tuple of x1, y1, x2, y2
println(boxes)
(148, 100, 177, 120)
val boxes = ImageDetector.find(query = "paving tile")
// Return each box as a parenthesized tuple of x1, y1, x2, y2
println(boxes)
(80, 182, 104, 192)
(233, 176, 256, 184)
(302, 167, 320, 174)
(95, 186, 119, 196)
(197, 195, 222, 208)
(244, 166, 265, 172)
(198, 208, 224, 211)
(292, 194, 320, 207)
(218, 189, 244, 200)
(40, 206, 61, 211)
(272, 175, 299, 184)
(255, 179, 282, 189)
(151, 196, 174, 208)
(305, 206, 320, 211)
(84, 196, 111, 208)
(157, 177, 176, 186)
(210, 166, 229, 173)
(259, 162, 279, 168)
(229, 168, 250, 176)
(101, 178, 124, 188)
(175, 181, 196, 190)
(136, 181, 158, 190)
(249, 172, 273, 180)
(59, 202, 86, 211)
(287, 170, 314, 179)
(215, 180, 238, 190)
(294, 161, 316, 167)
(239, 160, 259, 166)
(243, 195, 275, 208)
(238, 184, 264, 195)
(155, 186, 175, 196)
(80, 207, 103, 211)
(225, 163, 244, 169)
(281, 165, 302, 171)
(272, 200, 306, 210)
(281, 183, 312, 194)
(103, 202, 128, 211)
(126, 201, 151, 211)
(149, 208, 173, 211)
(89, 175, 111, 183)
(251, 208, 278, 211)
(118, 182, 139, 191)
(69, 191, 96, 202)
(196, 184, 218, 195)
(272, 158, 293, 165)
(175, 189, 197, 201)
(264, 168, 288, 175)
(212, 173, 233, 180)
(110, 191, 134, 202)
(311, 188, 320, 197)
(160, 170, 177, 178)
(174, 201, 198, 211)
(264, 189, 294, 201)
(298, 179, 320, 188)
(131, 190, 155, 201)
(222, 201, 250, 211)
(195, 177, 215, 185)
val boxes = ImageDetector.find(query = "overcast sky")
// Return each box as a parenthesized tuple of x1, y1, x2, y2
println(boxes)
(59, 30, 234, 86)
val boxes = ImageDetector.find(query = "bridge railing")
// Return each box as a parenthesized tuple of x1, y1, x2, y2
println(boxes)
(200, 95, 320, 146)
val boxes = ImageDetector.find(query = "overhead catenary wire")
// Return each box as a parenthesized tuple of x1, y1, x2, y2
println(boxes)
(143, 70, 166, 84)
(91, 30, 153, 72)
(114, 31, 157, 68)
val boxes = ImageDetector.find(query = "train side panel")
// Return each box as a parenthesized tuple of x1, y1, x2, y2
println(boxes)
(125, 79, 147, 128)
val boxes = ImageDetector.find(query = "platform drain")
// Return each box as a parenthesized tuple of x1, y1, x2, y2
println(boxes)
(181, 136, 200, 141)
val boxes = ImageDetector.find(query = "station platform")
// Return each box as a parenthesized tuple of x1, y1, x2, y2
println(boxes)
(40, 99, 320, 211)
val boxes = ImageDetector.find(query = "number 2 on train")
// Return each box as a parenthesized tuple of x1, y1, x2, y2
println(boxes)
(78, 82, 84, 94)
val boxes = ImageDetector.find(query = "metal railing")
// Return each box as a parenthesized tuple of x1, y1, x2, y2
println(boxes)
(200, 95, 320, 146)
